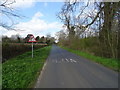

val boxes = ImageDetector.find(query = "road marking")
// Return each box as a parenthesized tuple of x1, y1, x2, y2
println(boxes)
(65, 58, 69, 62)
(73, 59, 77, 63)
(70, 59, 77, 63)
(70, 59, 73, 62)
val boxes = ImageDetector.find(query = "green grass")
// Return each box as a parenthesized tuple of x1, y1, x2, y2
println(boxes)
(61, 46, 120, 72)
(2, 46, 52, 88)
(0, 63, 2, 90)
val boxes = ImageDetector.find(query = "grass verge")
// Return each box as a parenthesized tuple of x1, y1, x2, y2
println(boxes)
(2, 46, 52, 88)
(61, 46, 119, 72)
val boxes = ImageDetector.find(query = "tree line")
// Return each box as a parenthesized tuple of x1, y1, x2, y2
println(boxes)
(2, 33, 55, 62)
(2, 34, 55, 45)
(56, 1, 120, 59)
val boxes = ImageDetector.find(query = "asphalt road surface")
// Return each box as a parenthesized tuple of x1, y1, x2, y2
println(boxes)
(35, 45, 118, 88)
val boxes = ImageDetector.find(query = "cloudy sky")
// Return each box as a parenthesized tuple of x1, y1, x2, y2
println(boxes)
(1, 0, 64, 38)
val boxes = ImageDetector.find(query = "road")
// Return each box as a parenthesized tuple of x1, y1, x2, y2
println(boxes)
(35, 45, 118, 88)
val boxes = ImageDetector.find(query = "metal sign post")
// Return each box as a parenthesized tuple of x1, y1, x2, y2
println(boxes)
(28, 35, 37, 58)
(32, 42, 33, 58)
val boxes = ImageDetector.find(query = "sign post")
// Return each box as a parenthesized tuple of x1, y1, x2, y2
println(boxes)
(28, 35, 37, 58)
(32, 42, 33, 58)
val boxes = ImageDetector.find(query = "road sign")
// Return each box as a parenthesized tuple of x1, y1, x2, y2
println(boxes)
(28, 35, 37, 58)
(28, 36, 37, 42)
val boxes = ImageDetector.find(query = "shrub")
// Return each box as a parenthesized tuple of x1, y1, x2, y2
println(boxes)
(2, 43, 47, 63)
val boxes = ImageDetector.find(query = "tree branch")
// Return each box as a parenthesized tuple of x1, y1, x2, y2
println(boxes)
(85, 3, 104, 28)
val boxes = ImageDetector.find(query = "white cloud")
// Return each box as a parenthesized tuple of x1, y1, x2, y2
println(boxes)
(2, 12, 62, 37)
(33, 12, 44, 18)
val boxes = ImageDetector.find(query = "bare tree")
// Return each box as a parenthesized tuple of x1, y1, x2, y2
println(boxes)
(0, 0, 24, 30)
(57, 1, 78, 44)
(57, 1, 120, 59)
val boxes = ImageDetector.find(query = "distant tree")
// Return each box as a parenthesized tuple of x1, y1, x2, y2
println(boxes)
(24, 37, 28, 43)
(46, 39, 50, 45)
(40, 36, 45, 43)
(2, 36, 11, 43)
(25, 34, 33, 43)
(17, 36, 20, 43)
(56, 30, 68, 46)
(46, 33, 55, 45)
(36, 36, 40, 42)
(15, 34, 21, 43)
(46, 33, 51, 40)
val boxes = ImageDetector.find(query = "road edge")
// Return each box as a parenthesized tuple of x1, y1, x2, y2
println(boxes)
(34, 60, 48, 88)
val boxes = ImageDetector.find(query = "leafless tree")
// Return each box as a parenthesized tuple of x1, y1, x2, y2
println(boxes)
(57, 0, 120, 59)
(0, 0, 24, 30)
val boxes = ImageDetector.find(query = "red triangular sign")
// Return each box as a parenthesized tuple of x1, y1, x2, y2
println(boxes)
(28, 36, 37, 42)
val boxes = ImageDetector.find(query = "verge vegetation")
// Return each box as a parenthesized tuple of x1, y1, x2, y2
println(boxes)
(2, 46, 51, 88)
(56, 1, 119, 60)
(61, 46, 119, 72)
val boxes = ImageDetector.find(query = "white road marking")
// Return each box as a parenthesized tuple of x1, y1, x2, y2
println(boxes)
(61, 58, 77, 63)
(65, 58, 69, 62)
(70, 59, 73, 62)
(70, 59, 77, 63)
(73, 60, 77, 63)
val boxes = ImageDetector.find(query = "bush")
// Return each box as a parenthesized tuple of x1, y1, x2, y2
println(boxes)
(2, 43, 47, 63)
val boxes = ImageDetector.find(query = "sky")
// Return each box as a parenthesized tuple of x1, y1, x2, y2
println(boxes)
(1, 0, 64, 38)
(1, 0, 119, 38)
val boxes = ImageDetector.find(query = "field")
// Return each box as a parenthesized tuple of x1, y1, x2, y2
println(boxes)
(2, 46, 51, 88)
